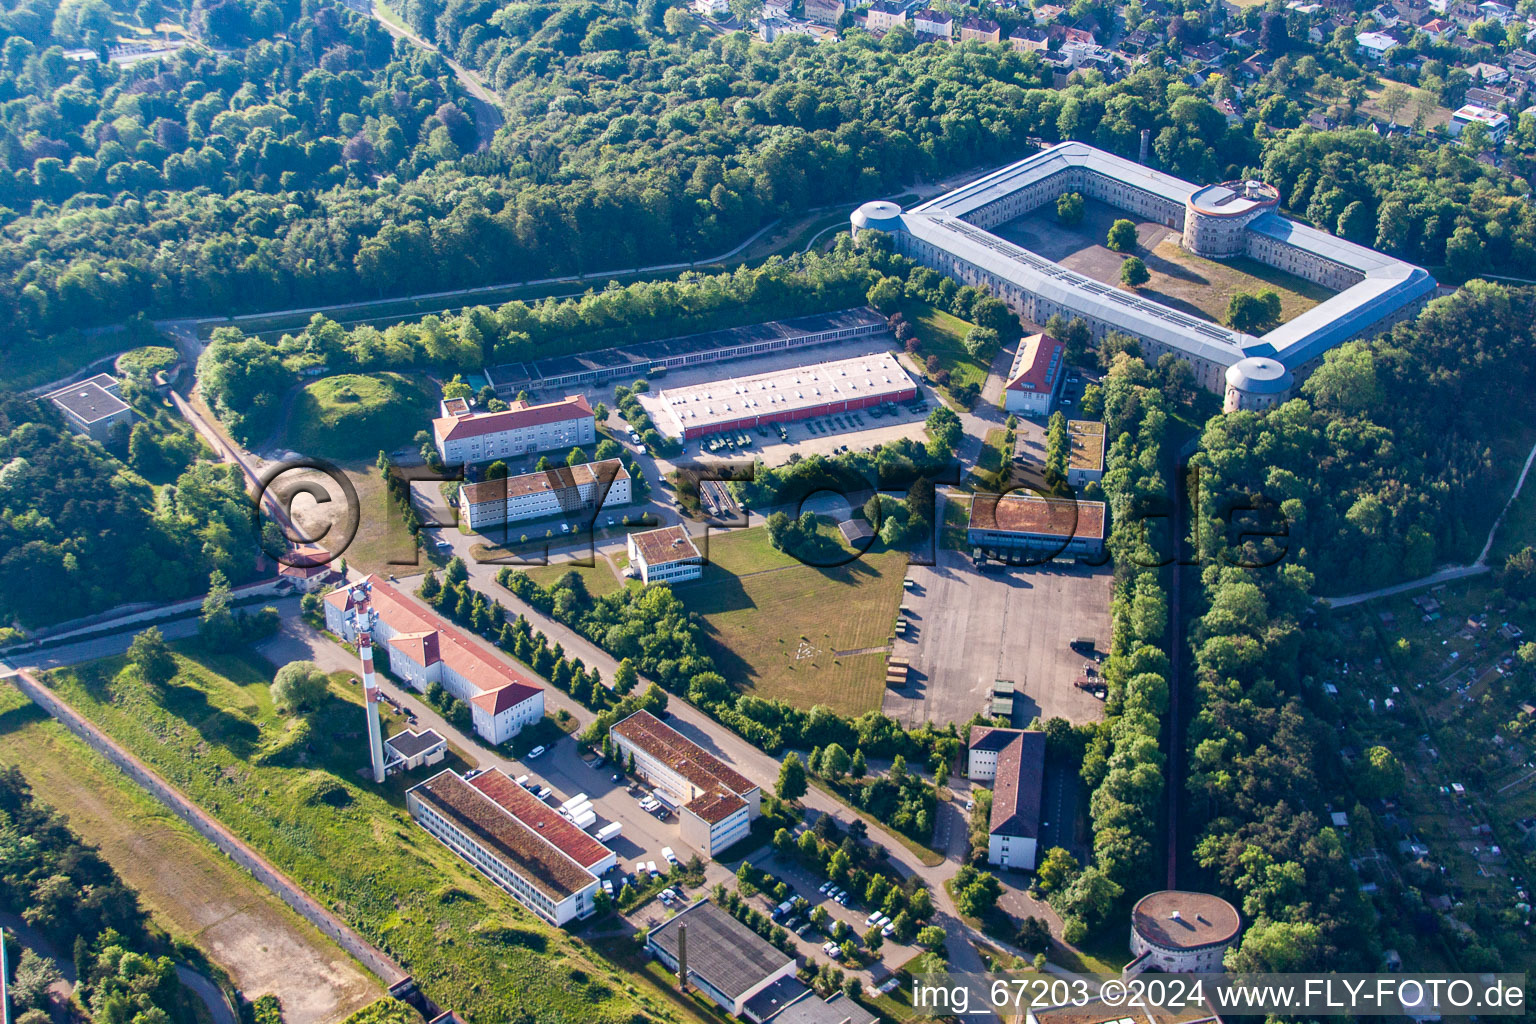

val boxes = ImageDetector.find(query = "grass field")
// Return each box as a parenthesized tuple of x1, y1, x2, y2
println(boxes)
(1143, 241, 1334, 326)
(0, 687, 381, 1024)
(677, 526, 908, 716)
(503, 556, 629, 598)
(284, 373, 431, 461)
(906, 304, 991, 400)
(942, 495, 971, 551)
(972, 428, 1010, 490)
(36, 643, 689, 1024)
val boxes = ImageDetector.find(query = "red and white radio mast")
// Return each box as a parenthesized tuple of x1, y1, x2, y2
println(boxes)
(353, 581, 387, 784)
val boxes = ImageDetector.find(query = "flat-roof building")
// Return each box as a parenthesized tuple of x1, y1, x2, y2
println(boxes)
(1066, 420, 1105, 487)
(459, 459, 630, 532)
(649, 351, 917, 441)
(325, 577, 544, 745)
(851, 142, 1434, 408)
(487, 309, 885, 394)
(646, 901, 797, 1018)
(627, 525, 705, 585)
(611, 710, 759, 856)
(385, 728, 447, 771)
(968, 727, 1046, 870)
(1450, 102, 1511, 142)
(407, 768, 614, 925)
(433, 395, 595, 466)
(1129, 890, 1241, 972)
(967, 494, 1107, 562)
(44, 374, 133, 442)
(1004, 333, 1065, 416)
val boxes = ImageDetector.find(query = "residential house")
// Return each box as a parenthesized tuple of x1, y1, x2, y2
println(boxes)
(1183, 40, 1226, 64)
(804, 0, 844, 24)
(1470, 60, 1511, 84)
(1033, 3, 1066, 22)
(1420, 16, 1456, 38)
(865, 0, 907, 30)
(961, 15, 1002, 41)
(1010, 24, 1050, 49)
(1355, 29, 1402, 58)
(914, 7, 954, 37)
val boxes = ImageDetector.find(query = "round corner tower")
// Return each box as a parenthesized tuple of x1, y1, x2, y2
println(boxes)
(1183, 180, 1280, 258)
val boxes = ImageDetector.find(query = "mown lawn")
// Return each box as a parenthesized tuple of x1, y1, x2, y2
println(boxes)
(1143, 241, 1334, 326)
(284, 373, 431, 461)
(38, 643, 689, 1024)
(906, 304, 992, 398)
(676, 528, 908, 716)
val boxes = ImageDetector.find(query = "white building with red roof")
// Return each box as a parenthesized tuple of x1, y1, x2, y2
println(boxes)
(968, 726, 1046, 870)
(610, 710, 760, 856)
(432, 394, 596, 466)
(407, 767, 615, 925)
(325, 576, 544, 745)
(1003, 333, 1065, 416)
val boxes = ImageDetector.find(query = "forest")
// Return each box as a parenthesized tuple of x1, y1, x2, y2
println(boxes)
(1185, 283, 1536, 972)
(0, 767, 201, 1024)
(0, 388, 256, 627)
(9, 0, 1535, 373)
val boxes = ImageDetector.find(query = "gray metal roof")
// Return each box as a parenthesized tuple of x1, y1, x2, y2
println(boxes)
(889, 142, 1434, 373)
(648, 901, 793, 1000)
(900, 212, 1255, 365)
(912, 140, 1195, 219)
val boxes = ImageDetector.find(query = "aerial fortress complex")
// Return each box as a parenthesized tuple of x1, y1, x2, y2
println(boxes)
(852, 141, 1435, 411)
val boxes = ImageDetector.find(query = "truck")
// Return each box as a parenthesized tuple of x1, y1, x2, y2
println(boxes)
(561, 799, 593, 820)
(569, 807, 598, 830)
(560, 793, 590, 811)
(594, 821, 623, 842)
(1071, 636, 1096, 652)
(514, 774, 530, 788)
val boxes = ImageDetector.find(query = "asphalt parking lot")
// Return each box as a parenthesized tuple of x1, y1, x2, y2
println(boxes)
(882, 538, 1113, 730)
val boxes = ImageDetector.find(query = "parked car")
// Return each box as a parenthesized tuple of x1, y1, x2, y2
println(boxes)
(865, 911, 882, 927)
(662, 846, 678, 865)
(819, 881, 832, 894)
(527, 745, 546, 758)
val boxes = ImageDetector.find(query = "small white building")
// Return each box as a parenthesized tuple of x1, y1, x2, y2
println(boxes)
(44, 373, 133, 442)
(386, 728, 447, 771)
(1449, 103, 1511, 143)
(1002, 333, 1065, 416)
(968, 726, 1046, 871)
(433, 394, 596, 466)
(627, 526, 704, 585)
(459, 459, 630, 532)
(1354, 29, 1401, 59)
(1128, 891, 1241, 972)
(611, 710, 759, 857)
(325, 577, 544, 745)
(913, 7, 953, 36)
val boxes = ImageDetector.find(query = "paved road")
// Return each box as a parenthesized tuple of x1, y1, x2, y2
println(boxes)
(367, 1, 501, 150)
(15, 598, 303, 672)
(176, 966, 239, 1024)
(376, 569, 998, 1004)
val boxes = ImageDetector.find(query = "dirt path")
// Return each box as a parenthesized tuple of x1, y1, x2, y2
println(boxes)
(0, 691, 382, 1024)
(3, 670, 411, 1020)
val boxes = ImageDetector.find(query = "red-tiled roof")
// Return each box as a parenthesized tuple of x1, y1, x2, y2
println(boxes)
(470, 681, 542, 714)
(342, 576, 542, 716)
(1005, 333, 1064, 393)
(461, 459, 628, 506)
(968, 494, 1107, 541)
(433, 395, 593, 444)
(388, 630, 441, 667)
(986, 729, 1045, 839)
(612, 710, 756, 821)
(412, 770, 594, 900)
(468, 768, 612, 870)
